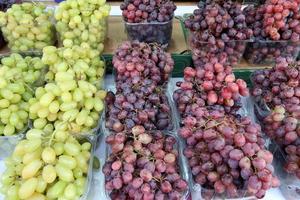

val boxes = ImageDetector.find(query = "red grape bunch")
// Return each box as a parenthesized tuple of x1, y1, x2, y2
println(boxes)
(105, 90, 173, 132)
(184, 0, 252, 66)
(103, 127, 188, 200)
(180, 113, 279, 199)
(173, 61, 249, 115)
(120, 0, 176, 23)
(112, 41, 174, 86)
(243, 2, 300, 64)
(263, 0, 300, 41)
(252, 57, 300, 109)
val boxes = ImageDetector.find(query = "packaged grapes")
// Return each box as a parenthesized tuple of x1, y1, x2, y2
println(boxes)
(0, 2, 55, 53)
(55, 0, 110, 53)
(184, 0, 253, 67)
(243, 3, 300, 65)
(120, 0, 176, 46)
(102, 127, 189, 200)
(0, 132, 96, 200)
(0, 53, 47, 137)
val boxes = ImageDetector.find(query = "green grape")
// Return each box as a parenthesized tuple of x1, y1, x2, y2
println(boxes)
(58, 155, 77, 169)
(18, 177, 38, 199)
(42, 165, 57, 184)
(0, 3, 55, 52)
(21, 159, 43, 179)
(46, 180, 67, 199)
(41, 147, 56, 164)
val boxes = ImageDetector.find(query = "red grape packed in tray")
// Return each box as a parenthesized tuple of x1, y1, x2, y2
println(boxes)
(103, 127, 188, 200)
(120, 0, 176, 45)
(112, 41, 174, 86)
(184, 0, 252, 66)
(252, 57, 300, 179)
(243, 2, 300, 64)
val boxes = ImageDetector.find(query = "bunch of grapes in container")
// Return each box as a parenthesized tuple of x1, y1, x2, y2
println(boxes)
(184, 0, 253, 67)
(252, 57, 300, 179)
(0, 0, 22, 48)
(103, 127, 188, 199)
(0, 53, 47, 136)
(28, 44, 106, 135)
(243, 1, 300, 64)
(103, 41, 189, 199)
(120, 0, 176, 46)
(0, 2, 55, 53)
(55, 0, 111, 53)
(173, 60, 279, 199)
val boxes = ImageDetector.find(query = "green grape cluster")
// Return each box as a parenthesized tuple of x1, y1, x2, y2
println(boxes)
(1, 130, 92, 200)
(55, 0, 110, 52)
(29, 79, 106, 134)
(0, 3, 55, 52)
(42, 45, 105, 89)
(0, 54, 47, 136)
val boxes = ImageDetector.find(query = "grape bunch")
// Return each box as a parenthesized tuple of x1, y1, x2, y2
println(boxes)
(243, 2, 300, 64)
(103, 127, 188, 199)
(0, 3, 55, 52)
(184, 0, 252, 66)
(28, 80, 105, 134)
(55, 0, 111, 52)
(105, 89, 173, 132)
(252, 57, 300, 109)
(173, 61, 249, 115)
(42, 45, 106, 89)
(0, 54, 46, 136)
(120, 0, 176, 23)
(262, 0, 300, 41)
(1, 130, 93, 200)
(112, 41, 174, 86)
(180, 113, 279, 199)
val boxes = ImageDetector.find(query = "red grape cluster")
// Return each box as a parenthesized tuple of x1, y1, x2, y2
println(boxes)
(262, 0, 300, 41)
(252, 57, 300, 178)
(120, 0, 176, 23)
(173, 61, 249, 115)
(105, 90, 173, 132)
(103, 127, 188, 199)
(184, 0, 252, 66)
(252, 57, 300, 108)
(180, 113, 279, 199)
(112, 41, 174, 86)
(243, 2, 300, 64)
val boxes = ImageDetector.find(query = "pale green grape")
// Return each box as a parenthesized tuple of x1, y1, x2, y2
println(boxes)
(22, 160, 43, 179)
(18, 177, 38, 199)
(42, 165, 57, 184)
(41, 147, 56, 164)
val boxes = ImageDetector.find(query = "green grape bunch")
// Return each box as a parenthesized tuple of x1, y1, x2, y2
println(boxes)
(29, 79, 106, 135)
(55, 0, 111, 52)
(42, 45, 106, 89)
(0, 3, 55, 52)
(0, 54, 47, 136)
(1, 131, 92, 200)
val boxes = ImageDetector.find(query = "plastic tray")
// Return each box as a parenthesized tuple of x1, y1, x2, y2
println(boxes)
(124, 19, 173, 47)
(101, 129, 190, 200)
(188, 31, 248, 67)
(0, 133, 97, 200)
(244, 40, 300, 65)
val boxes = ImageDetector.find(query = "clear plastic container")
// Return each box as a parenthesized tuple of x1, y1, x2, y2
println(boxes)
(101, 130, 190, 200)
(0, 133, 97, 200)
(244, 40, 300, 65)
(188, 31, 248, 67)
(124, 19, 173, 47)
(269, 142, 300, 200)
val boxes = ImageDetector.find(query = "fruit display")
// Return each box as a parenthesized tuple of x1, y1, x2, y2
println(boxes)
(42, 45, 106, 89)
(0, 131, 94, 200)
(103, 127, 188, 199)
(0, 53, 47, 136)
(55, 0, 111, 52)
(120, 0, 176, 45)
(0, 3, 55, 52)
(243, 2, 300, 64)
(252, 57, 300, 179)
(184, 0, 253, 66)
